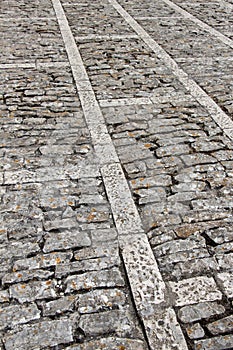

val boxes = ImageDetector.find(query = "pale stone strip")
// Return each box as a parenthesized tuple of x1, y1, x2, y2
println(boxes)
(0, 62, 70, 70)
(134, 16, 182, 20)
(109, 0, 233, 141)
(0, 17, 56, 21)
(101, 164, 144, 235)
(75, 34, 139, 41)
(143, 308, 188, 350)
(36, 61, 70, 69)
(162, 0, 233, 48)
(51, 2, 171, 348)
(99, 97, 152, 107)
(0, 63, 36, 69)
(120, 234, 166, 314)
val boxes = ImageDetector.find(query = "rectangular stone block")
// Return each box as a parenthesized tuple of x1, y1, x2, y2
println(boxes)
(78, 289, 126, 314)
(43, 230, 91, 252)
(13, 252, 73, 271)
(3, 319, 73, 350)
(9, 280, 57, 303)
(65, 268, 125, 293)
(178, 302, 225, 323)
(0, 304, 40, 330)
(194, 334, 233, 350)
(169, 276, 222, 306)
(207, 315, 233, 335)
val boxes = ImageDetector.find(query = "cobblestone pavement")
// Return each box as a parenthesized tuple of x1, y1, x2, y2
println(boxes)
(0, 0, 233, 349)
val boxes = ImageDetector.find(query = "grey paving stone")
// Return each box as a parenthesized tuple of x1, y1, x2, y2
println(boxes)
(65, 268, 125, 293)
(41, 295, 77, 316)
(178, 302, 225, 323)
(3, 319, 73, 350)
(73, 243, 119, 261)
(194, 334, 233, 350)
(78, 289, 127, 314)
(186, 323, 205, 340)
(207, 315, 233, 335)
(216, 272, 233, 298)
(55, 255, 120, 278)
(9, 279, 57, 303)
(153, 235, 205, 258)
(79, 309, 141, 338)
(13, 251, 73, 271)
(43, 230, 91, 252)
(0, 291, 10, 303)
(0, 304, 40, 330)
(216, 253, 233, 271)
(64, 337, 147, 350)
(0, 241, 40, 262)
(169, 276, 222, 306)
(2, 269, 54, 285)
(169, 257, 219, 280)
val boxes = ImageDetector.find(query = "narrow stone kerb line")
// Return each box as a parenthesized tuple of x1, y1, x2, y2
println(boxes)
(108, 0, 233, 141)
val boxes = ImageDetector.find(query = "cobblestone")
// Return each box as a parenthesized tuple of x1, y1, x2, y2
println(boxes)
(1, 0, 233, 348)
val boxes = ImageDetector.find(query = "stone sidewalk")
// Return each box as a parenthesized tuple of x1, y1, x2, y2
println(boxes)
(0, 0, 233, 349)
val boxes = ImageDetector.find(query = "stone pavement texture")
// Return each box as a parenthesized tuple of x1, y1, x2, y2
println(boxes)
(0, 0, 233, 349)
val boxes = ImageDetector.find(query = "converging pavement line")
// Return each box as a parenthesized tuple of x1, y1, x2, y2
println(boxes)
(51, 1, 188, 349)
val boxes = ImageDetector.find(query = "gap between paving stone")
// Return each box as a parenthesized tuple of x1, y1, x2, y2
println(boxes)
(161, 0, 233, 49)
(108, 0, 233, 141)
(51, 0, 188, 348)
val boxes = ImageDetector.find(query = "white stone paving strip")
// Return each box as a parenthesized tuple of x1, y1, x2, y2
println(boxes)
(99, 97, 152, 107)
(109, 0, 233, 141)
(162, 0, 233, 49)
(50, 1, 185, 348)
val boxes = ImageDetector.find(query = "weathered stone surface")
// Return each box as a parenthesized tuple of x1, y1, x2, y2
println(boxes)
(43, 230, 91, 252)
(90, 228, 117, 243)
(9, 280, 57, 303)
(153, 235, 205, 258)
(2, 269, 54, 285)
(41, 295, 77, 316)
(65, 268, 125, 293)
(0, 291, 10, 303)
(0, 241, 40, 262)
(194, 334, 233, 350)
(56, 255, 120, 278)
(186, 323, 205, 340)
(78, 289, 126, 314)
(64, 337, 147, 350)
(178, 302, 225, 323)
(120, 234, 165, 317)
(205, 227, 233, 244)
(3, 319, 73, 350)
(74, 243, 118, 261)
(13, 252, 73, 271)
(169, 277, 222, 306)
(0, 304, 40, 330)
(216, 272, 233, 298)
(169, 257, 219, 280)
(216, 253, 233, 271)
(207, 315, 233, 335)
(143, 307, 188, 350)
(79, 309, 140, 338)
